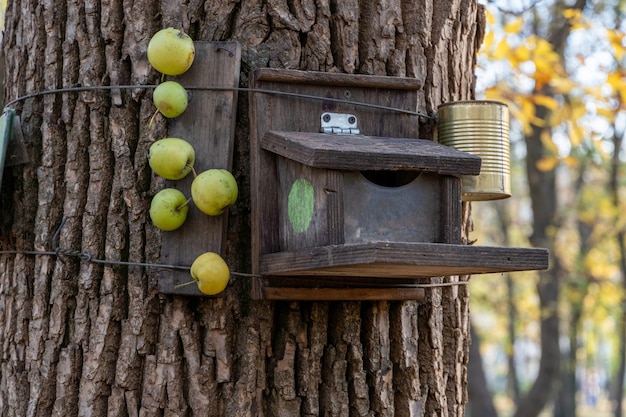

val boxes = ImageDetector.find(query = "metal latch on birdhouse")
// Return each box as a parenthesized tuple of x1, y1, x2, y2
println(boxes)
(320, 112, 360, 135)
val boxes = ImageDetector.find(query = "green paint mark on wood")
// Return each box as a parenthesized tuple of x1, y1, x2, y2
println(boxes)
(288, 178, 314, 233)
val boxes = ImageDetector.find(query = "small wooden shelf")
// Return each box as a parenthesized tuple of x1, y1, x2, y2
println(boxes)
(260, 242, 549, 278)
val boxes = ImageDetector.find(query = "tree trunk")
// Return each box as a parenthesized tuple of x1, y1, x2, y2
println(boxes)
(496, 201, 521, 406)
(553, 305, 582, 417)
(554, 161, 592, 417)
(610, 130, 626, 417)
(513, 105, 562, 417)
(0, 1, 485, 416)
(467, 324, 499, 417)
(513, 2, 587, 415)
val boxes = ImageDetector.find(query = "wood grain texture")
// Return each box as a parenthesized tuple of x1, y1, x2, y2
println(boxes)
(250, 68, 447, 301)
(157, 41, 241, 295)
(262, 131, 482, 175)
(0, 0, 487, 416)
(259, 242, 549, 277)
(261, 287, 425, 301)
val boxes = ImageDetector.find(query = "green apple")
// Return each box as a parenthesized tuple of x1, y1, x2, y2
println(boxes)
(153, 81, 188, 118)
(149, 138, 195, 180)
(191, 169, 238, 216)
(147, 28, 195, 76)
(149, 188, 189, 231)
(190, 252, 230, 295)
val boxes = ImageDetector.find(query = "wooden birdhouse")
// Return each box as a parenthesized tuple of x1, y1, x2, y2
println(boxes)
(249, 69, 548, 301)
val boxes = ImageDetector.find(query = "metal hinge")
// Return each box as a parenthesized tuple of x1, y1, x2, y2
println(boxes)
(320, 112, 360, 135)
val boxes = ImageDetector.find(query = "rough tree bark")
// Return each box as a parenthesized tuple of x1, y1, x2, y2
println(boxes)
(0, 1, 485, 416)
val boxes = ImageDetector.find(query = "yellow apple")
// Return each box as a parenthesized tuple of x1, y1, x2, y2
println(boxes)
(153, 81, 188, 118)
(149, 188, 189, 231)
(147, 28, 195, 75)
(191, 169, 238, 216)
(190, 252, 230, 295)
(149, 138, 195, 180)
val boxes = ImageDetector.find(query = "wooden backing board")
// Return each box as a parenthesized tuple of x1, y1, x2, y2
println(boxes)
(158, 41, 241, 295)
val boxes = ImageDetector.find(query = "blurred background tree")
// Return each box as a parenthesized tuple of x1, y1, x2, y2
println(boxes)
(469, 1, 626, 416)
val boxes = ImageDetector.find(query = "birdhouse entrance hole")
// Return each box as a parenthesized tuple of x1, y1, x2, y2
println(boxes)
(360, 170, 420, 188)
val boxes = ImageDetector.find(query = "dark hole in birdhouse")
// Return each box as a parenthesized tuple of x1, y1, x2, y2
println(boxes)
(360, 170, 420, 187)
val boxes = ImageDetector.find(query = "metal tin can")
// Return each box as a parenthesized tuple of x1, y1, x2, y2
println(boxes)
(437, 100, 511, 201)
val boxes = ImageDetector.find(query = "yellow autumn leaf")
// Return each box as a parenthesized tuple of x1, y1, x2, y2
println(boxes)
(536, 156, 560, 171)
(532, 94, 560, 110)
(570, 100, 587, 120)
(592, 136, 611, 160)
(561, 8, 589, 30)
(583, 85, 604, 98)
(585, 248, 619, 280)
(550, 77, 577, 94)
(481, 30, 495, 53)
(504, 17, 524, 34)
(563, 8, 582, 20)
(571, 22, 589, 31)
(520, 96, 535, 120)
(514, 96, 538, 132)
(540, 130, 559, 155)
(606, 29, 625, 60)
(483, 86, 504, 101)
(562, 155, 580, 168)
(607, 72, 624, 90)
(596, 106, 616, 122)
(531, 114, 548, 127)
(513, 44, 531, 62)
(548, 106, 564, 126)
(509, 104, 533, 136)
(533, 62, 562, 90)
(493, 38, 511, 60)
(568, 123, 584, 147)
(606, 72, 626, 102)
(534, 38, 559, 61)
(485, 8, 496, 26)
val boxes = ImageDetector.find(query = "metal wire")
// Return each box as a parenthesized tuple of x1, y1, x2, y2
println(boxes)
(3, 84, 437, 119)
(0, 83, 453, 286)
(0, 249, 467, 285)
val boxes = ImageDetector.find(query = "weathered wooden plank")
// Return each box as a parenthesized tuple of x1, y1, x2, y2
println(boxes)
(259, 242, 549, 278)
(276, 157, 344, 251)
(439, 176, 462, 243)
(262, 131, 482, 175)
(261, 287, 425, 301)
(158, 41, 241, 295)
(342, 171, 441, 244)
(253, 68, 423, 89)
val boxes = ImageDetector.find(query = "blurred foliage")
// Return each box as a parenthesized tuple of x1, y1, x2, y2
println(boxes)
(471, 0, 626, 411)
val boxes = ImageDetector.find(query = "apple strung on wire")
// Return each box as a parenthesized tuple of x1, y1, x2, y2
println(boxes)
(190, 252, 230, 295)
(149, 188, 190, 231)
(147, 27, 195, 76)
(153, 81, 188, 118)
(191, 169, 238, 216)
(149, 138, 195, 180)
